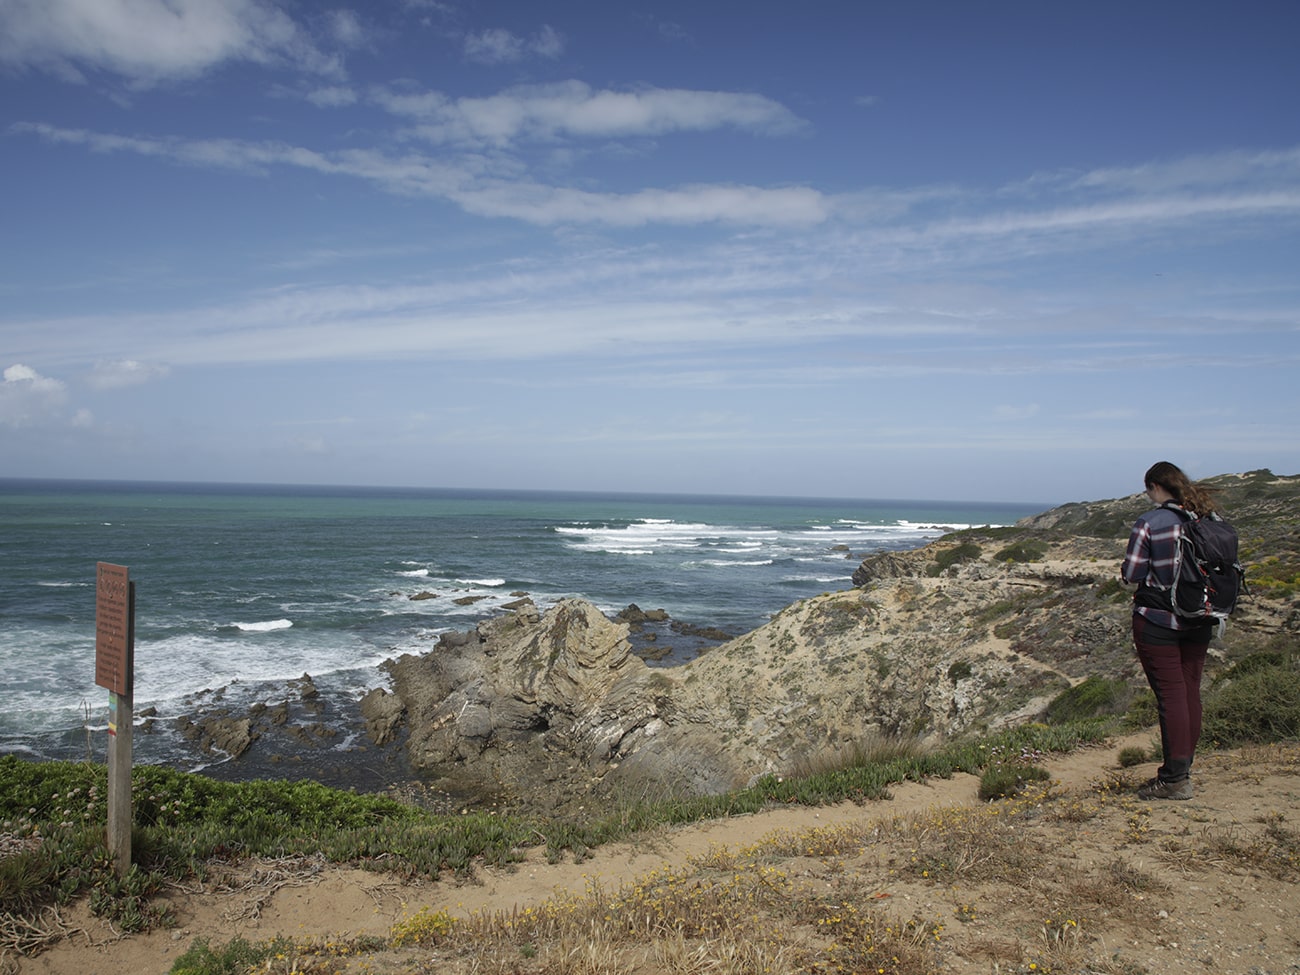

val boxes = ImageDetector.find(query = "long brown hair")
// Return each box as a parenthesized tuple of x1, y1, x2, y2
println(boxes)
(1145, 461, 1219, 516)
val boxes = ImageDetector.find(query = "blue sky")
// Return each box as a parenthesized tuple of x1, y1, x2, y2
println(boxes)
(2, 0, 1297, 504)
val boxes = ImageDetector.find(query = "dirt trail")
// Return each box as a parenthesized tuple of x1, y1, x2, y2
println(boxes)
(15, 731, 1300, 975)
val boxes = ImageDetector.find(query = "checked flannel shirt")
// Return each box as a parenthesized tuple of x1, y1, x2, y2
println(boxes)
(1121, 503, 1193, 630)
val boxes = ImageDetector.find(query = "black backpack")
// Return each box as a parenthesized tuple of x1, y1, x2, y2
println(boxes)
(1162, 505, 1247, 620)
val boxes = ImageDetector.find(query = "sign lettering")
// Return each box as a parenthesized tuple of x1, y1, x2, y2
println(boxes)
(95, 563, 132, 696)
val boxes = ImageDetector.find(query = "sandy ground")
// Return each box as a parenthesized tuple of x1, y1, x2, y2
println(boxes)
(11, 730, 1300, 975)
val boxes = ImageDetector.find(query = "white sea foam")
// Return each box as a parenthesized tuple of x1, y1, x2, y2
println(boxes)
(232, 619, 293, 632)
(557, 519, 782, 555)
(128, 630, 386, 714)
(398, 568, 430, 577)
(456, 578, 506, 587)
(554, 515, 976, 564)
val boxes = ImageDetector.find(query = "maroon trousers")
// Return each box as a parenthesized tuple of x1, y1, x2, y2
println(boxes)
(1132, 614, 1212, 783)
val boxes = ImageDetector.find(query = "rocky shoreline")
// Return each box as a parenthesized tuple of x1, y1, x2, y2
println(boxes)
(149, 602, 737, 810)
(142, 470, 1299, 817)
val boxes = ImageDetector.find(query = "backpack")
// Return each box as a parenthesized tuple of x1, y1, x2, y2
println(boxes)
(1162, 505, 1247, 620)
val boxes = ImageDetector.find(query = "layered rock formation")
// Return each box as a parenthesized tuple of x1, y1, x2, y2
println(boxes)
(375, 539, 1123, 815)
(373, 470, 1299, 816)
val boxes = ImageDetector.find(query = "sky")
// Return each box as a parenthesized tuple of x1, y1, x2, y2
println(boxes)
(1, 0, 1298, 505)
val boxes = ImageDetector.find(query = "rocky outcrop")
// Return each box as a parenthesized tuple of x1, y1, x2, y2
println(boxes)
(175, 713, 258, 759)
(367, 470, 1300, 815)
(850, 549, 930, 587)
(383, 599, 737, 813)
(358, 688, 406, 746)
(375, 548, 1121, 815)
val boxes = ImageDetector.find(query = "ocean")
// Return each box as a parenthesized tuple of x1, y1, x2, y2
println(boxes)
(0, 479, 1044, 778)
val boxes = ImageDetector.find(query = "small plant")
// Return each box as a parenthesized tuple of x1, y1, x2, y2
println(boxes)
(995, 538, 1048, 563)
(170, 936, 276, 975)
(390, 907, 459, 946)
(978, 762, 1051, 801)
(1096, 577, 1129, 602)
(1116, 746, 1147, 768)
(929, 540, 982, 575)
(977, 743, 1052, 801)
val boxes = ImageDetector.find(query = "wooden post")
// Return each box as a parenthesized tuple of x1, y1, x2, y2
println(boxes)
(106, 684, 133, 875)
(96, 564, 135, 877)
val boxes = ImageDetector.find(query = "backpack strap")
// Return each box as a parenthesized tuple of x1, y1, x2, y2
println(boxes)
(1159, 501, 1197, 523)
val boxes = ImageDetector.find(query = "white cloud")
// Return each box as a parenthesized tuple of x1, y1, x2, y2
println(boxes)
(306, 85, 358, 108)
(1, 363, 67, 426)
(325, 9, 367, 49)
(531, 25, 564, 59)
(15, 121, 822, 227)
(463, 25, 564, 64)
(88, 359, 171, 390)
(375, 80, 807, 146)
(450, 181, 829, 227)
(1070, 146, 1300, 194)
(0, 0, 336, 85)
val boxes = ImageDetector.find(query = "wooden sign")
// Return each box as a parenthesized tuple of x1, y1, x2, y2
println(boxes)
(95, 562, 133, 697)
(95, 562, 136, 876)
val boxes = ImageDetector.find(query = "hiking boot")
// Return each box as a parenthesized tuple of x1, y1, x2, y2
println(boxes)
(1137, 777, 1193, 801)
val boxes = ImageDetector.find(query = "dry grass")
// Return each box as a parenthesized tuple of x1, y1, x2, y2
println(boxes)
(27, 742, 1300, 975)
(352, 747, 1300, 975)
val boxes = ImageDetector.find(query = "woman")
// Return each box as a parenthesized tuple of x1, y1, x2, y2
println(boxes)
(1120, 461, 1218, 800)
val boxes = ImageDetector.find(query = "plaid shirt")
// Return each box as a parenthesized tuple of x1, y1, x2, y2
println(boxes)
(1121, 504, 1188, 630)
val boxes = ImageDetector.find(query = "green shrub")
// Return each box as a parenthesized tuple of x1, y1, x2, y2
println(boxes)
(1122, 691, 1158, 731)
(1044, 675, 1134, 725)
(929, 541, 982, 576)
(1116, 746, 1147, 768)
(977, 763, 1050, 801)
(1095, 577, 1128, 603)
(170, 936, 281, 975)
(1211, 651, 1288, 685)
(994, 539, 1048, 563)
(1202, 662, 1300, 746)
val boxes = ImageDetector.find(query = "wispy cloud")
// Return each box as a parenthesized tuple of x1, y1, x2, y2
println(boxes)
(371, 80, 807, 146)
(0, 0, 339, 85)
(87, 359, 171, 390)
(450, 181, 828, 226)
(12, 119, 824, 227)
(1, 363, 67, 427)
(463, 25, 564, 64)
(305, 85, 358, 108)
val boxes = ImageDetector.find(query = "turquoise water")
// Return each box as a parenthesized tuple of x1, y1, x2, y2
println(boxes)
(0, 479, 1043, 767)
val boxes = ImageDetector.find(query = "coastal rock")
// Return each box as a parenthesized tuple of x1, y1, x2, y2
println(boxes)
(174, 713, 258, 759)
(617, 604, 670, 624)
(850, 550, 927, 586)
(359, 687, 406, 746)
(378, 515, 1190, 815)
(383, 599, 740, 812)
